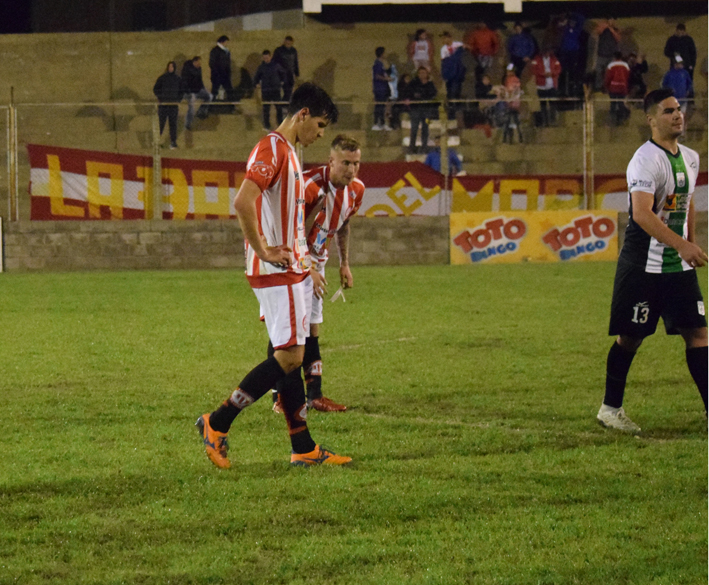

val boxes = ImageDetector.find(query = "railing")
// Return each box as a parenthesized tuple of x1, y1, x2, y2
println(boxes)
(2, 92, 706, 221)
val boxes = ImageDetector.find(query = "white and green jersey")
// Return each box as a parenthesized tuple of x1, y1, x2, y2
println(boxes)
(622, 140, 700, 273)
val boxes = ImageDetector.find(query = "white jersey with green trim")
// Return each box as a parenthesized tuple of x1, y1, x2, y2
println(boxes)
(622, 140, 700, 273)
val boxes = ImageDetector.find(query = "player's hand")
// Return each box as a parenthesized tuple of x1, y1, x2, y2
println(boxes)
(678, 241, 708, 268)
(310, 269, 328, 299)
(261, 245, 292, 269)
(339, 265, 354, 289)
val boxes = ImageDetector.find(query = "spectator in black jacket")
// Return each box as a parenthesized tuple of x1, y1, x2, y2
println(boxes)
(209, 35, 233, 100)
(664, 24, 696, 81)
(181, 56, 212, 130)
(408, 66, 437, 154)
(153, 61, 185, 149)
(273, 36, 300, 103)
(627, 52, 648, 101)
(253, 50, 287, 130)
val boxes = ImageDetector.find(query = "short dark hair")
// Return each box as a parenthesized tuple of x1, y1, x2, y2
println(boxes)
(676, 23, 686, 31)
(644, 88, 675, 114)
(284, 35, 294, 41)
(288, 82, 339, 123)
(192, 56, 201, 62)
(262, 49, 271, 56)
(217, 35, 229, 43)
(613, 51, 623, 60)
(331, 134, 360, 152)
(375, 46, 385, 58)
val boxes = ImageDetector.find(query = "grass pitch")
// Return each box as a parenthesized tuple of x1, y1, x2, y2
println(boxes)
(0, 264, 706, 585)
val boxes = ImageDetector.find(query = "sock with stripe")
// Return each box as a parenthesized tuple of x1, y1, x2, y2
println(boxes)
(303, 336, 323, 402)
(279, 367, 317, 454)
(686, 345, 708, 411)
(603, 341, 636, 409)
(209, 356, 286, 433)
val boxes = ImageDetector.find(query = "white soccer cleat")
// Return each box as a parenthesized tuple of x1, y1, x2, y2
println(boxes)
(597, 404, 641, 433)
(371, 124, 383, 131)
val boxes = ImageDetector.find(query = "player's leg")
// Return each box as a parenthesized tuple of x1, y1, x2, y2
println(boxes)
(598, 260, 659, 433)
(679, 327, 708, 412)
(663, 269, 708, 412)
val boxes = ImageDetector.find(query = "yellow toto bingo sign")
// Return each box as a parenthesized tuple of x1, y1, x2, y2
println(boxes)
(450, 211, 618, 265)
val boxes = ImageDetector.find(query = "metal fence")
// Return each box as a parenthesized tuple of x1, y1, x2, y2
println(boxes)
(2, 93, 707, 221)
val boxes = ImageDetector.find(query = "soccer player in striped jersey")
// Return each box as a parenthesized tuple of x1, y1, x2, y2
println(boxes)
(272, 134, 365, 413)
(196, 83, 352, 468)
(598, 88, 708, 433)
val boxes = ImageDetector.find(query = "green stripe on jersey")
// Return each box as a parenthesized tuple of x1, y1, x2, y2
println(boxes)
(661, 150, 689, 273)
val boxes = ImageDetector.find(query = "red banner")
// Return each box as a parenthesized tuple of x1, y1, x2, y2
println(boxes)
(28, 144, 708, 220)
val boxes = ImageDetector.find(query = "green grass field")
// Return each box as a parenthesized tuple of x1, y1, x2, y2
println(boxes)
(0, 263, 706, 585)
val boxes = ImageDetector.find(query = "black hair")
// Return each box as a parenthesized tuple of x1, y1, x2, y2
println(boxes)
(643, 88, 675, 114)
(676, 23, 686, 31)
(217, 35, 229, 43)
(192, 56, 201, 62)
(414, 28, 425, 40)
(288, 82, 339, 123)
(375, 46, 385, 58)
(613, 51, 623, 60)
(285, 35, 294, 41)
(262, 49, 271, 56)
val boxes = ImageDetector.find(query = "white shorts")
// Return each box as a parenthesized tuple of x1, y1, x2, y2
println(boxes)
(309, 266, 324, 325)
(254, 278, 312, 349)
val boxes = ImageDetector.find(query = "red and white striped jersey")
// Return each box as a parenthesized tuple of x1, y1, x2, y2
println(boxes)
(243, 132, 310, 288)
(303, 165, 365, 270)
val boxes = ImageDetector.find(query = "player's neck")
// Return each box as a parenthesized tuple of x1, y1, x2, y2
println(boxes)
(275, 117, 298, 145)
(652, 134, 679, 155)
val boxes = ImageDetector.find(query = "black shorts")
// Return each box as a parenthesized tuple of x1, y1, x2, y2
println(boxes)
(609, 257, 707, 338)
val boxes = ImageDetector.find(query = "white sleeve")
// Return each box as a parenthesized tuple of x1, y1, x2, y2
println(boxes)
(627, 154, 657, 194)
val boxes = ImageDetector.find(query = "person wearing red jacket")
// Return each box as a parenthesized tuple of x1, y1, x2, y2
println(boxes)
(465, 23, 500, 72)
(604, 51, 630, 125)
(529, 48, 562, 127)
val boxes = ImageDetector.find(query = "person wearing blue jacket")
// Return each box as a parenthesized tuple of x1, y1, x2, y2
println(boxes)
(557, 12, 586, 97)
(662, 55, 693, 111)
(506, 22, 536, 78)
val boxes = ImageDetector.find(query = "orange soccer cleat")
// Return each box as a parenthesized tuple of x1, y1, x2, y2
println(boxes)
(290, 445, 352, 467)
(307, 396, 347, 412)
(195, 413, 231, 469)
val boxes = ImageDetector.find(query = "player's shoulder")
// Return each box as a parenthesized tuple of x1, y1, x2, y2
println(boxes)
(303, 165, 328, 188)
(678, 143, 700, 166)
(351, 177, 366, 195)
(628, 141, 664, 168)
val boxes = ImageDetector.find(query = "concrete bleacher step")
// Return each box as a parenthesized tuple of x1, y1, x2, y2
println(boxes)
(399, 119, 458, 131)
(402, 135, 460, 148)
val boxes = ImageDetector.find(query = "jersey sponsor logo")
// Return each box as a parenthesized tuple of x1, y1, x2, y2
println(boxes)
(676, 172, 686, 189)
(542, 215, 616, 261)
(452, 217, 527, 262)
(663, 194, 677, 211)
(629, 178, 653, 190)
(230, 388, 255, 409)
(250, 162, 275, 179)
(699, 301, 705, 317)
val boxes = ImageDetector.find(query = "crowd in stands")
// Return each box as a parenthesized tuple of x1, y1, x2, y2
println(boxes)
(151, 19, 699, 153)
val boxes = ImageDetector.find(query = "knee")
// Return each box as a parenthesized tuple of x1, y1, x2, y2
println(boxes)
(680, 327, 708, 349)
(616, 335, 643, 352)
(274, 348, 303, 374)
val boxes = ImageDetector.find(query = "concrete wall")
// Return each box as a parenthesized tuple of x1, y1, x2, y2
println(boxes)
(3, 213, 706, 273)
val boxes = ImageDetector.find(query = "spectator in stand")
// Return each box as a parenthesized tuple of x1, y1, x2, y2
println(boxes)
(209, 35, 233, 101)
(662, 55, 693, 112)
(530, 47, 561, 127)
(372, 46, 392, 131)
(557, 12, 586, 98)
(594, 17, 621, 91)
(506, 21, 536, 79)
(440, 31, 467, 117)
(181, 56, 212, 130)
(390, 72, 413, 130)
(627, 52, 648, 101)
(502, 64, 523, 143)
(424, 135, 462, 176)
(466, 23, 500, 73)
(408, 29, 434, 72)
(153, 61, 185, 150)
(273, 35, 300, 103)
(408, 66, 437, 154)
(664, 24, 696, 82)
(254, 50, 286, 130)
(604, 52, 630, 126)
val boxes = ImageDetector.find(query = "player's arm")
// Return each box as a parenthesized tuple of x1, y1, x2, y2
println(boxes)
(234, 178, 291, 267)
(336, 220, 354, 288)
(631, 190, 707, 267)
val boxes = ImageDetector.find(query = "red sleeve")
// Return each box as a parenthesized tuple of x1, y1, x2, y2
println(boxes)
(303, 174, 323, 217)
(350, 181, 365, 217)
(245, 136, 283, 192)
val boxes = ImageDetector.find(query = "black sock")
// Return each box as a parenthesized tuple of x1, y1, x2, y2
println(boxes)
(210, 356, 286, 433)
(267, 341, 279, 403)
(303, 336, 323, 401)
(604, 342, 636, 408)
(686, 346, 708, 411)
(279, 367, 316, 454)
